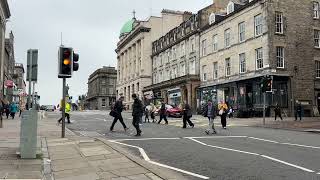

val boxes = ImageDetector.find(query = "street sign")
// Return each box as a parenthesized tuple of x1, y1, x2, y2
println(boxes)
(27, 49, 38, 82)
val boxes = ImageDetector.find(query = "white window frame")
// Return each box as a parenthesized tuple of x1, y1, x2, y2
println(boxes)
(275, 12, 284, 34)
(316, 61, 320, 78)
(224, 29, 231, 47)
(314, 2, 320, 19)
(190, 60, 196, 74)
(202, 39, 207, 56)
(239, 53, 246, 73)
(256, 48, 264, 69)
(209, 13, 216, 25)
(238, 22, 246, 42)
(180, 63, 185, 76)
(227, 2, 234, 15)
(190, 38, 195, 52)
(213, 62, 218, 79)
(315, 29, 320, 48)
(202, 65, 207, 81)
(254, 14, 263, 36)
(181, 42, 185, 57)
(276, 46, 285, 68)
(225, 58, 231, 76)
(213, 34, 218, 52)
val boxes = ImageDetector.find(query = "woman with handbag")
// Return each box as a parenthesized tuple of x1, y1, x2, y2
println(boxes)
(218, 102, 228, 129)
(182, 103, 194, 129)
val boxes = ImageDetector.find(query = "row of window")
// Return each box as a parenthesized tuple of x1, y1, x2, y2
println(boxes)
(122, 83, 140, 101)
(153, 37, 196, 68)
(202, 47, 285, 81)
(153, 60, 196, 84)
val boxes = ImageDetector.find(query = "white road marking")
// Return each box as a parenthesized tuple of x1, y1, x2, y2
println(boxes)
(186, 136, 247, 139)
(261, 155, 315, 173)
(112, 138, 181, 142)
(109, 140, 209, 179)
(248, 137, 320, 150)
(188, 138, 316, 173)
(95, 118, 106, 121)
(248, 137, 279, 144)
(317, 172, 320, 174)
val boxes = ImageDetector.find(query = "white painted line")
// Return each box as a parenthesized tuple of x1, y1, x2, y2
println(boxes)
(261, 155, 315, 173)
(248, 137, 279, 144)
(186, 136, 247, 139)
(281, 143, 320, 150)
(317, 172, 320, 174)
(109, 140, 209, 179)
(149, 160, 209, 179)
(187, 138, 259, 156)
(95, 118, 106, 121)
(113, 138, 181, 142)
(248, 136, 320, 150)
(188, 138, 316, 173)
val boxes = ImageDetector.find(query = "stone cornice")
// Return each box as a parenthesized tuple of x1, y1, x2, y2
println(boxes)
(116, 26, 150, 53)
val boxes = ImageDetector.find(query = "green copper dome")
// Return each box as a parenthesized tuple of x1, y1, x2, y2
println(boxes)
(120, 19, 135, 36)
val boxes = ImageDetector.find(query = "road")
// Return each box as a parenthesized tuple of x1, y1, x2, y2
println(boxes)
(47, 111, 320, 180)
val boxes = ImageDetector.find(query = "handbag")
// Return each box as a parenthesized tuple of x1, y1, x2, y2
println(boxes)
(218, 109, 224, 115)
(109, 110, 117, 117)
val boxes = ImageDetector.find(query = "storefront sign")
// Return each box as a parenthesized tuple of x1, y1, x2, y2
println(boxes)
(169, 92, 181, 98)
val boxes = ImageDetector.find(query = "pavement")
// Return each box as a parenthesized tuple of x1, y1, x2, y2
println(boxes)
(0, 112, 187, 180)
(64, 111, 320, 180)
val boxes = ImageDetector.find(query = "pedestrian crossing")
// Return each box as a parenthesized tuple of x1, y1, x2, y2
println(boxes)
(166, 118, 250, 128)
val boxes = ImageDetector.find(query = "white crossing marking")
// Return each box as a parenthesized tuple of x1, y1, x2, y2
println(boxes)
(317, 172, 320, 174)
(188, 138, 316, 173)
(261, 155, 315, 173)
(248, 137, 320, 149)
(109, 140, 209, 179)
(112, 138, 181, 142)
(186, 136, 247, 139)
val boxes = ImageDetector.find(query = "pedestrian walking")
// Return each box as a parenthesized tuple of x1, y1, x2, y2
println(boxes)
(218, 102, 228, 129)
(110, 96, 128, 132)
(228, 106, 234, 118)
(58, 102, 71, 124)
(182, 103, 194, 128)
(158, 101, 168, 124)
(203, 100, 217, 134)
(274, 103, 282, 121)
(150, 104, 156, 123)
(9, 102, 18, 119)
(4, 102, 10, 119)
(295, 102, 302, 121)
(132, 94, 143, 136)
(144, 106, 150, 123)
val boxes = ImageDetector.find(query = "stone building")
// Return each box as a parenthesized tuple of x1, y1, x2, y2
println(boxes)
(199, 0, 320, 116)
(116, 10, 192, 110)
(143, 14, 200, 110)
(13, 63, 26, 108)
(4, 31, 15, 102)
(86, 66, 117, 110)
(0, 0, 10, 99)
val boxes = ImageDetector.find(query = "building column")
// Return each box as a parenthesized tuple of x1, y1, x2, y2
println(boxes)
(140, 39, 144, 75)
(0, 24, 5, 99)
(187, 84, 192, 106)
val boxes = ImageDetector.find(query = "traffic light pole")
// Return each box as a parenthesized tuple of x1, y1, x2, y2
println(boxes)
(263, 92, 266, 126)
(61, 78, 66, 138)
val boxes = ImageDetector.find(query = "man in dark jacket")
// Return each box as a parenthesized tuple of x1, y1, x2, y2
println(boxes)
(132, 94, 143, 136)
(110, 96, 128, 132)
(203, 100, 217, 134)
(295, 102, 302, 121)
(158, 101, 168, 124)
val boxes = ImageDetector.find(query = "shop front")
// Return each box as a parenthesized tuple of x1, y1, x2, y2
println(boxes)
(168, 88, 181, 106)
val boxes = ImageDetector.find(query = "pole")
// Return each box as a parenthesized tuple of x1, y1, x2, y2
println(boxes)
(32, 82, 35, 109)
(28, 51, 32, 110)
(263, 92, 266, 126)
(61, 78, 66, 138)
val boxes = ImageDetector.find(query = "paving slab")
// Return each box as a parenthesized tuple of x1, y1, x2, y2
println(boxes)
(53, 166, 97, 179)
(110, 167, 149, 177)
(52, 159, 89, 172)
(98, 161, 138, 171)
(126, 174, 151, 180)
(80, 146, 111, 157)
(97, 171, 119, 179)
(55, 173, 99, 180)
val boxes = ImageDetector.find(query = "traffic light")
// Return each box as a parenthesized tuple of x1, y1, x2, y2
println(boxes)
(58, 47, 73, 78)
(73, 52, 79, 71)
(260, 76, 273, 92)
(265, 77, 272, 92)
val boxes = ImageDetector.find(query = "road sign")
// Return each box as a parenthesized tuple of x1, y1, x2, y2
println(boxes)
(27, 49, 38, 82)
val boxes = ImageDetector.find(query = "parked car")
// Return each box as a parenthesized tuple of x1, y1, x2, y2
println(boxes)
(152, 104, 182, 118)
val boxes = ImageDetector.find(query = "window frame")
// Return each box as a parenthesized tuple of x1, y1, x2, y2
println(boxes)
(202, 65, 207, 81)
(213, 62, 218, 79)
(256, 48, 264, 69)
(276, 46, 285, 68)
(239, 53, 246, 73)
(238, 22, 246, 42)
(254, 14, 263, 36)
(202, 39, 207, 56)
(314, 2, 320, 19)
(224, 28, 231, 48)
(225, 58, 231, 77)
(213, 34, 218, 52)
(316, 61, 320, 78)
(275, 12, 284, 34)
(315, 29, 320, 48)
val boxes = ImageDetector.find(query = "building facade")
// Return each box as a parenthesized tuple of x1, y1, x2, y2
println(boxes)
(199, 0, 320, 116)
(116, 10, 191, 109)
(4, 31, 15, 102)
(13, 63, 26, 109)
(0, 0, 10, 99)
(86, 67, 117, 110)
(143, 14, 201, 110)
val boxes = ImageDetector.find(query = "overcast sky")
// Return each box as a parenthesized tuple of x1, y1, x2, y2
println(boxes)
(7, 0, 212, 105)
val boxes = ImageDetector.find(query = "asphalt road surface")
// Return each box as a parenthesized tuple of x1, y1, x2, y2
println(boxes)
(47, 111, 320, 180)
